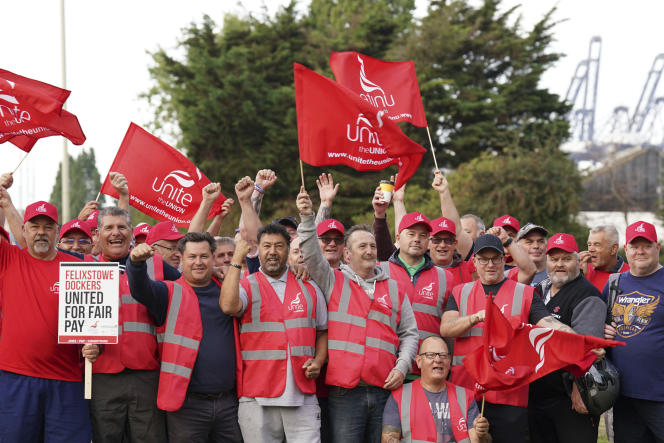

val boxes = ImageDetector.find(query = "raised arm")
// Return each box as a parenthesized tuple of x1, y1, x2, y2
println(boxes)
(249, 169, 277, 216)
(109, 172, 129, 211)
(235, 176, 261, 246)
(219, 238, 251, 315)
(373, 185, 396, 261)
(206, 198, 234, 236)
(0, 174, 26, 248)
(433, 171, 473, 258)
(487, 226, 536, 284)
(314, 173, 339, 225)
(188, 183, 222, 233)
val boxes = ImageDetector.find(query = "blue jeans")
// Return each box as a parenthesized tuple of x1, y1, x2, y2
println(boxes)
(328, 385, 390, 443)
(0, 370, 92, 443)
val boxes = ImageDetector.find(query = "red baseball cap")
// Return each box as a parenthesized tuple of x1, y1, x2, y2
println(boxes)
(493, 214, 520, 232)
(398, 212, 432, 234)
(546, 233, 579, 254)
(626, 221, 658, 244)
(430, 217, 456, 236)
(59, 219, 93, 240)
(24, 201, 58, 224)
(133, 223, 152, 240)
(146, 221, 183, 245)
(317, 219, 345, 237)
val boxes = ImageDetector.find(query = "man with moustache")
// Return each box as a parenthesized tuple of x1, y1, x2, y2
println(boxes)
(579, 225, 629, 292)
(220, 222, 328, 442)
(603, 221, 664, 443)
(382, 336, 490, 443)
(297, 187, 418, 443)
(530, 233, 606, 443)
(126, 232, 242, 442)
(0, 194, 99, 442)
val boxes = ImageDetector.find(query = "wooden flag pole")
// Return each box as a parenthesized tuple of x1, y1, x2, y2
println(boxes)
(84, 355, 92, 399)
(480, 394, 486, 416)
(95, 191, 101, 202)
(425, 126, 440, 171)
(299, 159, 305, 188)
(13, 151, 31, 174)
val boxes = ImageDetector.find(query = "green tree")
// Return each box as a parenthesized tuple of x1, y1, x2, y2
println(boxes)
(446, 144, 588, 243)
(50, 148, 103, 221)
(392, 0, 571, 178)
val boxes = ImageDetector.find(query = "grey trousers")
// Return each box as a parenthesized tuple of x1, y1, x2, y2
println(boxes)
(238, 398, 321, 443)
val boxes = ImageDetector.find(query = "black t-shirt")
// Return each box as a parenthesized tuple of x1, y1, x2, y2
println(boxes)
(444, 279, 550, 324)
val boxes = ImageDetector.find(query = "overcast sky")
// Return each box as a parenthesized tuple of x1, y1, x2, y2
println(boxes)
(3, 0, 664, 211)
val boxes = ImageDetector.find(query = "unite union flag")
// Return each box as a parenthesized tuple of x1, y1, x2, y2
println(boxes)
(462, 293, 624, 395)
(99, 123, 225, 227)
(0, 68, 85, 152)
(294, 63, 426, 190)
(329, 51, 427, 127)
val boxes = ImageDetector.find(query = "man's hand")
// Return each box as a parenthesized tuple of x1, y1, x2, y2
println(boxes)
(130, 243, 154, 263)
(431, 170, 449, 195)
(383, 369, 405, 390)
(0, 172, 13, 189)
(486, 226, 509, 244)
(296, 186, 313, 216)
(212, 266, 226, 281)
(372, 186, 389, 219)
(604, 322, 617, 340)
(291, 266, 310, 281)
(302, 358, 322, 379)
(471, 309, 486, 324)
(571, 382, 589, 414)
(220, 198, 234, 218)
(234, 176, 255, 202)
(591, 347, 606, 362)
(109, 172, 129, 196)
(316, 173, 339, 206)
(202, 182, 222, 203)
(392, 174, 406, 203)
(82, 344, 100, 363)
(233, 238, 252, 263)
(0, 186, 12, 209)
(255, 169, 277, 191)
(473, 416, 490, 439)
(77, 201, 99, 221)
(579, 250, 591, 274)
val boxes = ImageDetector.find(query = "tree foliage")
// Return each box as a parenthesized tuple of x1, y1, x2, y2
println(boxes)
(144, 0, 574, 226)
(49, 148, 102, 221)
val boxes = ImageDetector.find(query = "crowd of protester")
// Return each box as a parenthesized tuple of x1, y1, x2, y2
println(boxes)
(0, 167, 661, 443)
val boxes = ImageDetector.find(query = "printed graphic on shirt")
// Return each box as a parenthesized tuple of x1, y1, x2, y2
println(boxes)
(429, 400, 450, 420)
(611, 290, 660, 338)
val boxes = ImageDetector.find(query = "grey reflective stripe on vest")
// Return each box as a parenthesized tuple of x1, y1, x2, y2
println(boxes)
(158, 284, 199, 351)
(452, 355, 465, 365)
(512, 283, 525, 316)
(435, 266, 447, 315)
(121, 294, 140, 305)
(328, 278, 367, 328)
(290, 346, 315, 356)
(146, 256, 156, 280)
(419, 330, 439, 340)
(241, 274, 286, 333)
(379, 261, 391, 278)
(401, 383, 414, 442)
(366, 337, 397, 354)
(295, 279, 314, 320)
(328, 339, 364, 355)
(161, 361, 191, 378)
(455, 385, 471, 443)
(123, 322, 155, 335)
(458, 283, 474, 316)
(241, 350, 287, 360)
(412, 303, 440, 317)
(387, 279, 400, 329)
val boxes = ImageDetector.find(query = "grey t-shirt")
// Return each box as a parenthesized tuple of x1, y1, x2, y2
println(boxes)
(237, 267, 328, 407)
(383, 385, 480, 443)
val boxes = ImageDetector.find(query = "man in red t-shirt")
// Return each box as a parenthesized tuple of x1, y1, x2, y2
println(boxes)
(579, 225, 629, 292)
(0, 191, 98, 442)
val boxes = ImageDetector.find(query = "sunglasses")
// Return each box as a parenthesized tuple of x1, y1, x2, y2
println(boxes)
(429, 237, 455, 245)
(318, 236, 343, 245)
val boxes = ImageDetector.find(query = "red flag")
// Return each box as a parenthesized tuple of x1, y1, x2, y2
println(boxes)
(0, 69, 85, 152)
(463, 294, 624, 394)
(294, 63, 426, 190)
(329, 51, 427, 127)
(99, 123, 225, 227)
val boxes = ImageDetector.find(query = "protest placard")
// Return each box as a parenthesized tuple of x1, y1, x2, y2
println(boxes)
(58, 262, 119, 344)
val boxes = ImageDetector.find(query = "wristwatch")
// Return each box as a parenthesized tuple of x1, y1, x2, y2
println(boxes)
(502, 237, 513, 248)
(229, 263, 242, 270)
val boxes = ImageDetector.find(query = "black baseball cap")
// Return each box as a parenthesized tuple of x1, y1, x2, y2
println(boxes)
(273, 217, 298, 229)
(473, 234, 504, 255)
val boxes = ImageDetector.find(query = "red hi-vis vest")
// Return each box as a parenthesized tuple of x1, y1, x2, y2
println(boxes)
(156, 278, 203, 411)
(450, 260, 474, 284)
(450, 279, 532, 407)
(238, 271, 318, 398)
(85, 254, 164, 373)
(326, 270, 404, 388)
(393, 379, 472, 443)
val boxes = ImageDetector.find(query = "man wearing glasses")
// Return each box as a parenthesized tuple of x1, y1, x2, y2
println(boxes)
(429, 216, 475, 283)
(58, 219, 94, 254)
(441, 234, 572, 443)
(147, 220, 184, 270)
(382, 336, 490, 443)
(317, 219, 344, 269)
